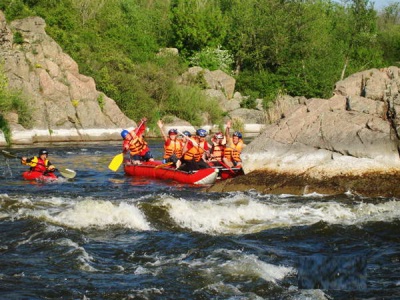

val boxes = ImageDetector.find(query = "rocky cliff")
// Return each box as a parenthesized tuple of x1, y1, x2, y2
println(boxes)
(209, 67, 400, 197)
(0, 11, 135, 145)
(0, 12, 266, 146)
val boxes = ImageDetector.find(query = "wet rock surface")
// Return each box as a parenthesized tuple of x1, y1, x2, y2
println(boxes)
(208, 169, 400, 197)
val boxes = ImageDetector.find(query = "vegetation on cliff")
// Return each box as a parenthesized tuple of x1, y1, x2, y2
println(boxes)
(1, 0, 399, 128)
(0, 62, 31, 143)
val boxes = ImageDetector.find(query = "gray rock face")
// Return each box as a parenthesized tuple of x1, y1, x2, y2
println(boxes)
(0, 12, 134, 145)
(243, 68, 400, 177)
(208, 67, 400, 197)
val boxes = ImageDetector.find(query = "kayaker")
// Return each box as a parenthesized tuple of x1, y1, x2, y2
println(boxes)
(178, 129, 211, 172)
(121, 117, 154, 165)
(157, 120, 183, 167)
(224, 120, 246, 168)
(21, 149, 56, 174)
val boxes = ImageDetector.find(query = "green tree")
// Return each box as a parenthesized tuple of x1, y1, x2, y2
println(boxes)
(334, 0, 383, 80)
(377, 3, 400, 66)
(170, 0, 228, 57)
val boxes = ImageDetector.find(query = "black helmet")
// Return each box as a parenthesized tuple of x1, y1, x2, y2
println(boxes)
(39, 149, 49, 156)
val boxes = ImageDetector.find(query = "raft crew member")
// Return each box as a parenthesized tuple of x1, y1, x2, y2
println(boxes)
(178, 129, 211, 172)
(224, 120, 246, 168)
(121, 117, 154, 165)
(157, 120, 183, 167)
(209, 131, 230, 167)
(21, 149, 56, 173)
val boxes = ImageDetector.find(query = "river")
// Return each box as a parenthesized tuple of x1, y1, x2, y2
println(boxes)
(0, 140, 399, 299)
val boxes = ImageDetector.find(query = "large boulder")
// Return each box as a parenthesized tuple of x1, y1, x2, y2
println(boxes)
(0, 12, 135, 144)
(209, 67, 400, 197)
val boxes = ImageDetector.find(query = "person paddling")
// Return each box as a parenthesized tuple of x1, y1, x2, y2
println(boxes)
(157, 120, 183, 167)
(178, 128, 211, 172)
(121, 117, 154, 165)
(21, 149, 56, 174)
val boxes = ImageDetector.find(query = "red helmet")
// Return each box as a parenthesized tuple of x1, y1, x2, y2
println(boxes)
(168, 129, 178, 135)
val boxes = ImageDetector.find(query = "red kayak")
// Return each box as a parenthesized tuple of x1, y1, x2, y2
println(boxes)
(22, 171, 58, 181)
(124, 161, 218, 185)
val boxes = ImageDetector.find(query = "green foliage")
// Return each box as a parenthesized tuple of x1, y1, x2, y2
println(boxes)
(236, 69, 281, 102)
(97, 94, 105, 111)
(13, 31, 24, 45)
(3, 0, 34, 20)
(377, 3, 400, 66)
(231, 117, 245, 133)
(0, 63, 32, 143)
(189, 45, 234, 74)
(170, 0, 229, 57)
(2, 0, 397, 135)
(165, 85, 223, 126)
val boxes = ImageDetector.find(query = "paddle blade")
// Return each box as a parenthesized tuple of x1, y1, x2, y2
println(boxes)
(108, 153, 124, 171)
(1, 150, 19, 159)
(58, 168, 77, 179)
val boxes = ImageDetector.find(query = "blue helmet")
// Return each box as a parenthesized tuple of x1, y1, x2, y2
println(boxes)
(182, 130, 191, 137)
(233, 131, 242, 138)
(121, 129, 129, 139)
(196, 129, 207, 137)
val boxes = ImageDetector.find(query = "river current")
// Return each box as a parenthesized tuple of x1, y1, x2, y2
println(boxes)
(0, 141, 399, 299)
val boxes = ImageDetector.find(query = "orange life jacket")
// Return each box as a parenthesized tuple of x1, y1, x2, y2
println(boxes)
(128, 136, 147, 156)
(224, 139, 244, 163)
(230, 140, 244, 153)
(164, 139, 183, 159)
(211, 144, 225, 161)
(183, 145, 202, 161)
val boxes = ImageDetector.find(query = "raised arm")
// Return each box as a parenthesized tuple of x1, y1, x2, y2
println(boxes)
(157, 120, 168, 142)
(225, 120, 232, 144)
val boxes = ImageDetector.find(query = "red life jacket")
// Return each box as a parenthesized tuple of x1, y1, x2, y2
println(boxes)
(24, 156, 50, 172)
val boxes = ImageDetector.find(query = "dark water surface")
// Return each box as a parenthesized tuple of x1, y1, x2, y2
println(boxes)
(0, 141, 399, 299)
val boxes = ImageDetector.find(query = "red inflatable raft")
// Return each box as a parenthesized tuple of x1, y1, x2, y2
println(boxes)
(124, 161, 219, 185)
(22, 171, 58, 181)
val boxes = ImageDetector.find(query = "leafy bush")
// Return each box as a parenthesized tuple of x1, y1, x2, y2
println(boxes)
(189, 45, 234, 74)
(165, 85, 223, 127)
(0, 63, 32, 144)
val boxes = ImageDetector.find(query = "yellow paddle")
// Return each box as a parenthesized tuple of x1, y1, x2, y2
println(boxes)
(155, 162, 173, 169)
(108, 153, 124, 172)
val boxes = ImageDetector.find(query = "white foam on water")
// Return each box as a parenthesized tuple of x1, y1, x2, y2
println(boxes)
(56, 238, 97, 272)
(161, 194, 400, 235)
(186, 248, 293, 297)
(23, 199, 152, 230)
(54, 200, 152, 230)
(292, 289, 330, 300)
(218, 251, 294, 283)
